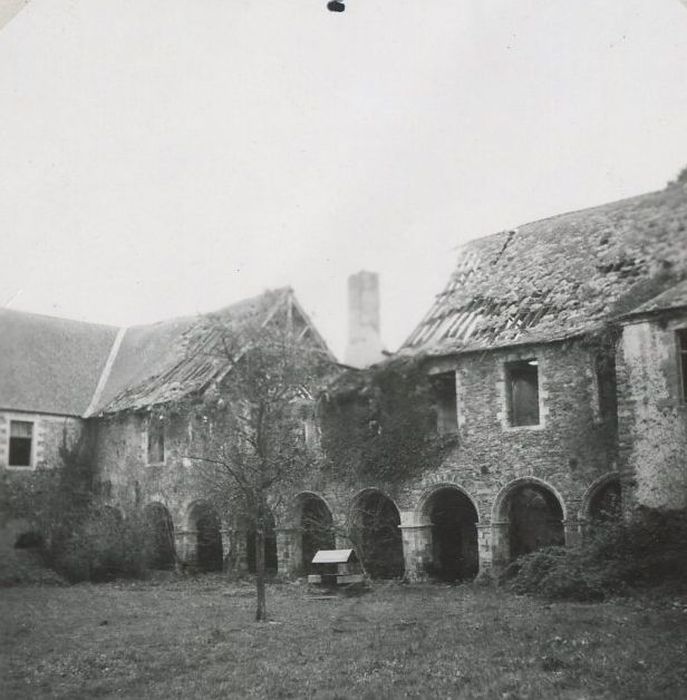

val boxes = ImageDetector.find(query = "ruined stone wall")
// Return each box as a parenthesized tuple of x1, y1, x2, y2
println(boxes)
(616, 314, 687, 511)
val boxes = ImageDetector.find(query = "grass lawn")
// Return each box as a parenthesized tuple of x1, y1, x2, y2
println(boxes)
(2, 576, 686, 699)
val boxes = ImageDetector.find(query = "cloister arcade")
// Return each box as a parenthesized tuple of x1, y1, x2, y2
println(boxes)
(137, 472, 621, 579)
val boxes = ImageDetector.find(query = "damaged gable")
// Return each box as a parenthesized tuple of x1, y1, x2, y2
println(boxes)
(91, 288, 334, 415)
(403, 183, 687, 354)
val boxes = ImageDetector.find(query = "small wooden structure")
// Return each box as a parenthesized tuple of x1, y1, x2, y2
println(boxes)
(307, 549, 364, 586)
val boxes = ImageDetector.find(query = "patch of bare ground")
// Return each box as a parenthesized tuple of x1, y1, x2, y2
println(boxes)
(1, 576, 686, 699)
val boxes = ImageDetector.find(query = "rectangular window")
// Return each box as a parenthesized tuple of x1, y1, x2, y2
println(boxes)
(9, 420, 33, 467)
(595, 352, 618, 422)
(147, 418, 165, 464)
(430, 371, 458, 434)
(506, 360, 540, 426)
(678, 329, 687, 401)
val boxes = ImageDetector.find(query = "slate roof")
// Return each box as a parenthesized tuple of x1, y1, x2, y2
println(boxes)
(1, 288, 333, 417)
(620, 279, 687, 319)
(403, 183, 687, 355)
(0, 308, 118, 416)
(92, 288, 298, 415)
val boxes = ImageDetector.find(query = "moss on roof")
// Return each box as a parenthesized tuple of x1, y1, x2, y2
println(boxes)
(403, 183, 687, 354)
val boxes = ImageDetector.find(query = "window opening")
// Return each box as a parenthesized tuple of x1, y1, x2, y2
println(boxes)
(506, 360, 540, 426)
(595, 352, 618, 423)
(147, 417, 165, 464)
(9, 420, 33, 467)
(430, 371, 458, 434)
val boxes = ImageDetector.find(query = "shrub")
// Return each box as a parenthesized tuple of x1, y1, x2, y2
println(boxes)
(57, 507, 148, 583)
(506, 508, 687, 601)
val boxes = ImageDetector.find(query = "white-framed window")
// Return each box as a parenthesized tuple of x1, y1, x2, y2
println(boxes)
(505, 359, 540, 427)
(9, 419, 34, 468)
(147, 417, 165, 465)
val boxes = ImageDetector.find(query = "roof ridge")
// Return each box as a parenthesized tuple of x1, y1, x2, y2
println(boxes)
(84, 327, 128, 417)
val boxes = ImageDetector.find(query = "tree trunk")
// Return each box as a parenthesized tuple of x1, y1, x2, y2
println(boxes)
(255, 526, 267, 621)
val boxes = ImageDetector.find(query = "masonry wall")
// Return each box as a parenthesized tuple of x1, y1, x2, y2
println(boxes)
(88, 337, 623, 580)
(616, 314, 687, 510)
(0, 411, 83, 553)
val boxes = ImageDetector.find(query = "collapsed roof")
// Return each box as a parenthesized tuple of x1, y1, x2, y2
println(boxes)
(0, 289, 333, 417)
(403, 182, 687, 355)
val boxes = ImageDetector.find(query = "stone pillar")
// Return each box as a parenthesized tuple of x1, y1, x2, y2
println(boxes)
(475, 523, 494, 575)
(563, 519, 582, 547)
(220, 528, 232, 571)
(398, 510, 432, 581)
(489, 520, 510, 573)
(174, 529, 197, 566)
(276, 528, 299, 577)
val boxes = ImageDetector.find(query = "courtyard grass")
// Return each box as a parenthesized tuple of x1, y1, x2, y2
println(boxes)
(2, 576, 686, 699)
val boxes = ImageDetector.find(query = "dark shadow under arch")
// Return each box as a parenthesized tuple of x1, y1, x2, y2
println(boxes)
(144, 503, 176, 570)
(298, 494, 334, 574)
(188, 502, 223, 572)
(350, 490, 404, 579)
(423, 487, 479, 581)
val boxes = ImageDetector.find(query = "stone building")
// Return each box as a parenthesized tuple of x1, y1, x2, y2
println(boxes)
(1, 181, 686, 581)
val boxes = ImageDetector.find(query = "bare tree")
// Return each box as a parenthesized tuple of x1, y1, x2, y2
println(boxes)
(186, 306, 331, 621)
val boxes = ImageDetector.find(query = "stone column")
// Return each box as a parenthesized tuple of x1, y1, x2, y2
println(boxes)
(489, 520, 510, 573)
(398, 510, 432, 581)
(475, 523, 494, 575)
(563, 519, 582, 547)
(276, 528, 299, 577)
(174, 529, 197, 566)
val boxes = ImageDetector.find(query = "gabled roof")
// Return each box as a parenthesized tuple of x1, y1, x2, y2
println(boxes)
(620, 279, 687, 319)
(92, 288, 335, 415)
(1, 288, 334, 417)
(0, 308, 118, 416)
(311, 549, 358, 564)
(403, 183, 687, 355)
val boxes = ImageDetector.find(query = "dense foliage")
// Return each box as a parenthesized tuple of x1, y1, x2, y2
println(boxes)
(506, 508, 687, 601)
(319, 355, 457, 489)
(4, 432, 146, 582)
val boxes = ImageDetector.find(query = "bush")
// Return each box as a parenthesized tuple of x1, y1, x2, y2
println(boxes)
(56, 507, 148, 583)
(506, 508, 687, 601)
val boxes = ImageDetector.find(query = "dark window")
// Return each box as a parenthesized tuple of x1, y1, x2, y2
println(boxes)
(9, 420, 33, 467)
(678, 330, 687, 401)
(506, 360, 540, 426)
(430, 371, 458, 434)
(595, 352, 618, 423)
(147, 418, 165, 464)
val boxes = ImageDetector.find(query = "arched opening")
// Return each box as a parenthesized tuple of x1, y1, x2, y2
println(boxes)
(143, 503, 176, 570)
(588, 477, 622, 522)
(246, 509, 278, 575)
(423, 487, 479, 581)
(350, 490, 404, 579)
(299, 494, 334, 574)
(188, 503, 223, 572)
(504, 483, 564, 560)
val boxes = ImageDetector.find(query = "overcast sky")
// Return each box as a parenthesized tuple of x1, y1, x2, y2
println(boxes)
(1, 0, 687, 358)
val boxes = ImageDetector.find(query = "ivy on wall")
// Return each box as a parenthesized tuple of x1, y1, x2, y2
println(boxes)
(318, 355, 457, 489)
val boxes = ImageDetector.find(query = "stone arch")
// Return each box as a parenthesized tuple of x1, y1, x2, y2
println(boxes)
(492, 477, 566, 562)
(246, 506, 278, 575)
(294, 491, 335, 574)
(418, 483, 480, 581)
(349, 488, 404, 579)
(186, 501, 223, 572)
(143, 502, 176, 570)
(581, 472, 622, 523)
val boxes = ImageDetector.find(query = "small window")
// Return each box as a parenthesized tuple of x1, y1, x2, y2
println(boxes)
(430, 371, 458, 434)
(9, 420, 33, 467)
(595, 352, 618, 422)
(147, 418, 165, 465)
(678, 330, 687, 401)
(506, 360, 540, 426)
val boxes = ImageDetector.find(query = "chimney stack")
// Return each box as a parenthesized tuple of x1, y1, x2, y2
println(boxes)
(345, 271, 384, 368)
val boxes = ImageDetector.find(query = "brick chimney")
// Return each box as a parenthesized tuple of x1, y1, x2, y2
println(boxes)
(345, 271, 384, 368)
